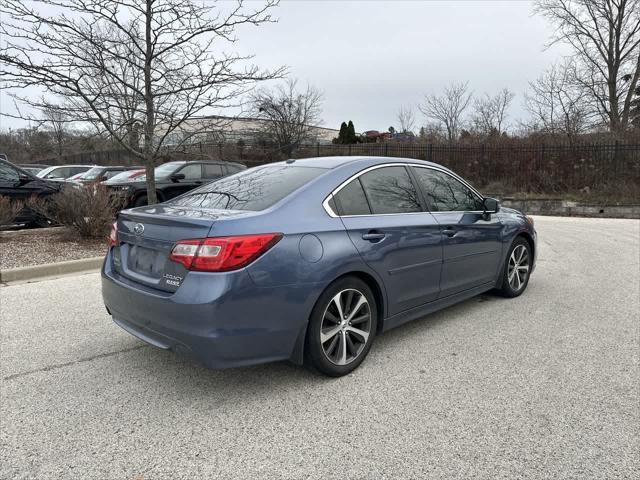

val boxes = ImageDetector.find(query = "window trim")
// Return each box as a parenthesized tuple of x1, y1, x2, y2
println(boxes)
(322, 162, 485, 218)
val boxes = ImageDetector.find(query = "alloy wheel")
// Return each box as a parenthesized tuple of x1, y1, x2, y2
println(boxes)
(320, 289, 372, 366)
(508, 244, 530, 291)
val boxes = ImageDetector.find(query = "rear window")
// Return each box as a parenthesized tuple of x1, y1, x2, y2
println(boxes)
(332, 179, 371, 215)
(168, 165, 326, 211)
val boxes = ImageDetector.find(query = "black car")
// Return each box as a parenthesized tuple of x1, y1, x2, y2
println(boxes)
(104, 160, 246, 208)
(75, 165, 142, 184)
(0, 158, 61, 226)
(18, 164, 51, 175)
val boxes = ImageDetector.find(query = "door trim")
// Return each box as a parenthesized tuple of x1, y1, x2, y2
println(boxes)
(323, 162, 484, 218)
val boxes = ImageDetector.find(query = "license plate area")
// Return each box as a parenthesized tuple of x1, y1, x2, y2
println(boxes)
(128, 245, 165, 278)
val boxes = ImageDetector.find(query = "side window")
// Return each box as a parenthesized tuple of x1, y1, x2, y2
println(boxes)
(178, 163, 202, 180)
(203, 164, 223, 179)
(332, 178, 371, 215)
(0, 162, 20, 184)
(359, 166, 422, 214)
(412, 168, 483, 212)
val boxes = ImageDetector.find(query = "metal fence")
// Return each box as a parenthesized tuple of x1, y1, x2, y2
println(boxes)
(43, 141, 640, 196)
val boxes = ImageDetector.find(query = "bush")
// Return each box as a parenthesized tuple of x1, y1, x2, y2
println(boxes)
(28, 184, 122, 238)
(0, 196, 23, 226)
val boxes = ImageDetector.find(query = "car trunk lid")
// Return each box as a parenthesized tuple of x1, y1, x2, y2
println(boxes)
(113, 205, 229, 292)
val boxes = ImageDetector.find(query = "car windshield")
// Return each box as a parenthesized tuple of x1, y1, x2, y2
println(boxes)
(131, 162, 183, 182)
(168, 165, 326, 211)
(79, 167, 104, 180)
(104, 169, 145, 184)
(36, 166, 61, 178)
(154, 162, 183, 179)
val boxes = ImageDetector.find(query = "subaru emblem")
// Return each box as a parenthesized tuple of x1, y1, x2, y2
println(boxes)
(133, 223, 145, 235)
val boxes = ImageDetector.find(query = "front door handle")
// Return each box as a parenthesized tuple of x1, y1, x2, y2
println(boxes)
(362, 231, 386, 242)
(442, 228, 457, 237)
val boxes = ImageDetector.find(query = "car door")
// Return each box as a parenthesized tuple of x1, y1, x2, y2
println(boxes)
(164, 163, 203, 199)
(411, 166, 503, 298)
(331, 165, 443, 316)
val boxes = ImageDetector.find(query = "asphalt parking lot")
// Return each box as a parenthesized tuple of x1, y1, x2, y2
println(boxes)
(1, 216, 638, 479)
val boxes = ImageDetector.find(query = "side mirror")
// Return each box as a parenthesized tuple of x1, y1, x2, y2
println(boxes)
(170, 173, 185, 182)
(17, 175, 32, 186)
(483, 197, 500, 214)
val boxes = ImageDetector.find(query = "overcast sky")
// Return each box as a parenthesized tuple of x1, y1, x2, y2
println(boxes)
(0, 0, 571, 133)
(236, 0, 572, 132)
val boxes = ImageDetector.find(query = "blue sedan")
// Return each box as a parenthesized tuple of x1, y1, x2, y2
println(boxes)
(102, 156, 536, 376)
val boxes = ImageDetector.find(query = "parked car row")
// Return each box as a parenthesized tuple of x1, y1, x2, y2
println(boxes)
(0, 156, 246, 226)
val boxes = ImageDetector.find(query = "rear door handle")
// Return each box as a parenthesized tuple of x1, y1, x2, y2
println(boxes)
(362, 231, 386, 241)
(442, 228, 457, 237)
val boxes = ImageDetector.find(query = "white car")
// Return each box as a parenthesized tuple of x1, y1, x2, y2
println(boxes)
(36, 164, 95, 180)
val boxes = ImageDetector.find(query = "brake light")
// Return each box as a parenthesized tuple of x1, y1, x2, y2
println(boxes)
(169, 233, 283, 272)
(107, 221, 118, 248)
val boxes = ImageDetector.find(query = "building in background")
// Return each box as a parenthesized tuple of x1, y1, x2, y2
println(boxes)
(162, 115, 339, 146)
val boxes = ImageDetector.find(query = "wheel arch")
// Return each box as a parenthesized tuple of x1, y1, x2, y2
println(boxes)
(289, 269, 387, 365)
(516, 230, 535, 260)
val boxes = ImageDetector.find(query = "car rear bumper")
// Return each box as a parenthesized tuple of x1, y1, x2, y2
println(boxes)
(101, 250, 318, 369)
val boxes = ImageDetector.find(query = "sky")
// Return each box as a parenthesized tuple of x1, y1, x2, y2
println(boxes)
(0, 0, 571, 133)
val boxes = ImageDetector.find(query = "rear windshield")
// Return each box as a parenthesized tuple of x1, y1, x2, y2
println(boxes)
(168, 165, 326, 211)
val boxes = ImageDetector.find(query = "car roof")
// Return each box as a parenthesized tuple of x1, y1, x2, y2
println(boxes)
(275, 156, 445, 171)
(47, 164, 96, 168)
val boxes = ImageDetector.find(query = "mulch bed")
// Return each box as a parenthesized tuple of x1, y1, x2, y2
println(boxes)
(0, 227, 107, 270)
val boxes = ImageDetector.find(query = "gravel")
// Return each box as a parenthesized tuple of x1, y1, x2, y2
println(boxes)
(0, 228, 106, 269)
(0, 216, 638, 479)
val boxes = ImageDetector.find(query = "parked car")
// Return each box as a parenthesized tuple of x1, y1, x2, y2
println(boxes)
(36, 164, 95, 180)
(18, 164, 50, 175)
(76, 166, 142, 185)
(103, 160, 246, 208)
(0, 158, 62, 226)
(102, 156, 537, 377)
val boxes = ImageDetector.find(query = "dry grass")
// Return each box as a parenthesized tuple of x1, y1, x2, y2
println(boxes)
(0, 196, 23, 226)
(28, 184, 122, 239)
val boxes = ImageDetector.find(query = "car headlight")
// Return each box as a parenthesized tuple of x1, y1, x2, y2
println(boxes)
(526, 215, 535, 227)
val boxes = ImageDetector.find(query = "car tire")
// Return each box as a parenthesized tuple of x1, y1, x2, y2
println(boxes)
(497, 236, 532, 298)
(304, 276, 378, 377)
(133, 195, 148, 207)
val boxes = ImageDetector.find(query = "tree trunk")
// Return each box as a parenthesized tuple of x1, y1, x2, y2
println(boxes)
(143, 0, 157, 204)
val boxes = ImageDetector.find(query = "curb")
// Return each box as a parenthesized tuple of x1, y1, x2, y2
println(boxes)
(0, 256, 104, 284)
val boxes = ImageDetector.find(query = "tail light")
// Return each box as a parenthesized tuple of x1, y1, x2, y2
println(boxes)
(169, 233, 282, 272)
(107, 221, 118, 248)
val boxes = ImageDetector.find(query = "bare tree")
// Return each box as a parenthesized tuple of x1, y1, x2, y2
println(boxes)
(419, 82, 473, 143)
(397, 105, 415, 134)
(472, 88, 515, 136)
(524, 62, 592, 141)
(250, 79, 323, 155)
(41, 102, 67, 158)
(534, 0, 640, 133)
(0, 0, 283, 204)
